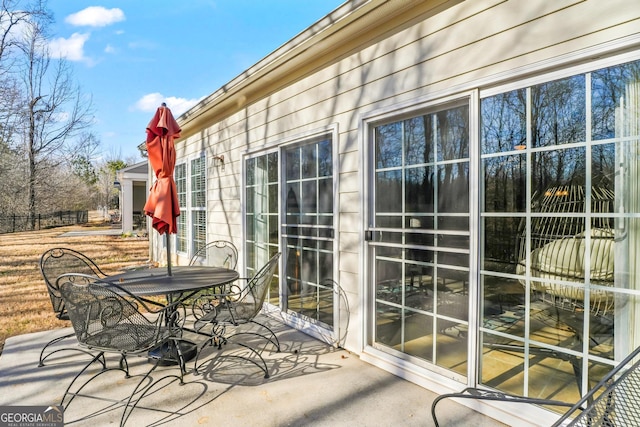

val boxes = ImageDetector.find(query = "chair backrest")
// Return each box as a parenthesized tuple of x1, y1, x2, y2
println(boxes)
(57, 273, 164, 353)
(189, 240, 238, 269)
(39, 248, 107, 318)
(234, 252, 280, 321)
(552, 344, 640, 426)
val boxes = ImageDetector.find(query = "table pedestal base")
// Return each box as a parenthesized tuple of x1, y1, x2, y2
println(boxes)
(149, 339, 197, 366)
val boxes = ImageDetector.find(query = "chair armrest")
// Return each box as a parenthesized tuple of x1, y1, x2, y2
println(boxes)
(197, 278, 248, 300)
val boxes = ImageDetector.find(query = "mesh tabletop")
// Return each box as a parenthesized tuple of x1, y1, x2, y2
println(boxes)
(105, 266, 239, 296)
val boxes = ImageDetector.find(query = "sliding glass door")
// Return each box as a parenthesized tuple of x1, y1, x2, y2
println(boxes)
(368, 101, 471, 379)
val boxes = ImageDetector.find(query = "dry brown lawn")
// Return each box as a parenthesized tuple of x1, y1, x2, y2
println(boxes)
(0, 214, 150, 354)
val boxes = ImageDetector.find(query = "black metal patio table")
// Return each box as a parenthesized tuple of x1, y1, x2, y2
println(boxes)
(104, 266, 239, 364)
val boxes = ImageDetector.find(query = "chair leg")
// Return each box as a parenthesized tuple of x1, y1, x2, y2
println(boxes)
(227, 342, 270, 378)
(197, 340, 270, 379)
(60, 351, 108, 410)
(38, 333, 101, 367)
(121, 340, 186, 427)
(228, 319, 280, 351)
(193, 336, 219, 375)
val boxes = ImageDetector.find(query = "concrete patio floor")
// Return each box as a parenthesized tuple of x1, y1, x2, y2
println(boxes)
(0, 316, 507, 426)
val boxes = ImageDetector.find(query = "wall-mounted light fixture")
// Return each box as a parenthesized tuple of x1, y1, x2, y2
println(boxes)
(113, 180, 121, 189)
(213, 154, 225, 170)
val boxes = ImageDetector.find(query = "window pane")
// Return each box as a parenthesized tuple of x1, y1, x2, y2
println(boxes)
(483, 217, 521, 272)
(438, 162, 469, 213)
(246, 157, 255, 185)
(267, 152, 278, 182)
(483, 154, 526, 213)
(286, 148, 300, 180)
(531, 75, 586, 147)
(318, 139, 332, 177)
(318, 178, 333, 213)
(301, 180, 317, 215)
(437, 105, 469, 161)
(405, 166, 434, 213)
(591, 60, 640, 140)
(531, 147, 586, 200)
(481, 89, 527, 154)
(375, 170, 402, 213)
(301, 144, 317, 179)
(405, 116, 432, 165)
(191, 157, 206, 208)
(376, 122, 403, 169)
(192, 210, 206, 254)
(175, 163, 187, 208)
(177, 214, 187, 252)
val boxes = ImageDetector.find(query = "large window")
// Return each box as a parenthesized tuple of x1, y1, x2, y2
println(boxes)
(191, 157, 206, 255)
(175, 156, 206, 257)
(480, 59, 640, 405)
(176, 163, 187, 252)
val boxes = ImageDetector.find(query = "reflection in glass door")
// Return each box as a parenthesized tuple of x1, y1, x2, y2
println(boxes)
(368, 101, 470, 378)
(283, 137, 336, 328)
(245, 152, 280, 303)
(479, 59, 640, 407)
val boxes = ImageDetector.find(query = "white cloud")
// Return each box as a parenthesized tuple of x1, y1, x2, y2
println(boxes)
(48, 32, 91, 62)
(134, 93, 201, 116)
(65, 7, 125, 27)
(104, 44, 116, 54)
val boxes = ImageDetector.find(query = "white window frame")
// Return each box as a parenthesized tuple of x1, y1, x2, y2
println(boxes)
(175, 154, 207, 260)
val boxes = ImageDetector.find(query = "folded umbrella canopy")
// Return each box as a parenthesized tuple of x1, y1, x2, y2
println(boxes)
(144, 103, 181, 274)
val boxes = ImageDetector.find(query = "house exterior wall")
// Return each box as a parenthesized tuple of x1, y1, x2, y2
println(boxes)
(159, 1, 640, 424)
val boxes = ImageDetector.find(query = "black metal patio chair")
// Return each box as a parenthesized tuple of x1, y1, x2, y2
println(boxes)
(57, 273, 187, 427)
(193, 252, 281, 378)
(187, 240, 239, 320)
(189, 240, 238, 269)
(431, 344, 640, 426)
(38, 247, 108, 367)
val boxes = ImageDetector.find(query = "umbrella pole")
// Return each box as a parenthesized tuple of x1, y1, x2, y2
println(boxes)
(166, 234, 172, 276)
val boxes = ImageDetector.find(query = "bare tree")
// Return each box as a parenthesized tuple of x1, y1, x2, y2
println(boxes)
(0, 0, 48, 64)
(16, 20, 93, 227)
(0, 1, 50, 216)
(96, 158, 127, 211)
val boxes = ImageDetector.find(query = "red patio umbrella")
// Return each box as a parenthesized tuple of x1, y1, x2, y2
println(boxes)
(143, 103, 181, 275)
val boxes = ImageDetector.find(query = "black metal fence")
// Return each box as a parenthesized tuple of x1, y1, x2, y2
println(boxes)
(0, 210, 88, 234)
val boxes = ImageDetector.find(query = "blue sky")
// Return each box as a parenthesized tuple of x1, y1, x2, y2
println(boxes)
(46, 1, 345, 162)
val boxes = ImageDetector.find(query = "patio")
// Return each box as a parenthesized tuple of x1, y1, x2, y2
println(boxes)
(0, 315, 506, 426)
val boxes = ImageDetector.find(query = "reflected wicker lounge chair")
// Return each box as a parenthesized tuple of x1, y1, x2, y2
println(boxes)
(516, 185, 615, 317)
(57, 273, 186, 427)
(193, 252, 281, 378)
(38, 247, 108, 367)
(482, 185, 616, 398)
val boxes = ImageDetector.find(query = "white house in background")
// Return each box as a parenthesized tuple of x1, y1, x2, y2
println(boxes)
(147, 0, 640, 425)
(116, 161, 148, 234)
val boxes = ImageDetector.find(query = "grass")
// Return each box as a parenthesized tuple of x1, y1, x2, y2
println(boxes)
(0, 213, 150, 354)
